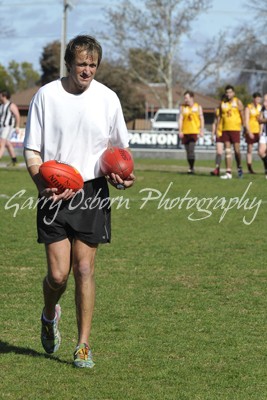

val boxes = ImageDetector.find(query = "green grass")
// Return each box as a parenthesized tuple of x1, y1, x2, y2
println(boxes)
(0, 157, 267, 399)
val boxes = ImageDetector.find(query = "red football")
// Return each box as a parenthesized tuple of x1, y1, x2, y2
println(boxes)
(100, 147, 134, 180)
(39, 160, 84, 194)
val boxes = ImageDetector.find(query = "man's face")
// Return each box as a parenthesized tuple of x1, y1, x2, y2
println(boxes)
(184, 93, 193, 106)
(263, 95, 267, 109)
(225, 88, 235, 101)
(67, 49, 98, 93)
(254, 96, 262, 106)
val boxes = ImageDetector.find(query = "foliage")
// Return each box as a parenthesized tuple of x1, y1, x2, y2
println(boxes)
(0, 64, 15, 92)
(96, 60, 145, 122)
(8, 61, 40, 91)
(0, 158, 267, 399)
(40, 40, 60, 86)
(105, 0, 212, 108)
(128, 48, 168, 83)
(0, 62, 40, 94)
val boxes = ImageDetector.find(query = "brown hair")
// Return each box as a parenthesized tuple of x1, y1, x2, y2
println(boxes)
(0, 90, 11, 99)
(64, 35, 102, 71)
(184, 90, 194, 98)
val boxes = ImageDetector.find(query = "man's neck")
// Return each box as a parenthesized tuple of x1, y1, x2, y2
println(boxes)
(61, 77, 91, 95)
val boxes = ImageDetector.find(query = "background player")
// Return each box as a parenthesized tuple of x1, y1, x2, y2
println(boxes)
(210, 95, 225, 176)
(218, 85, 244, 179)
(0, 90, 20, 166)
(244, 92, 262, 174)
(179, 90, 204, 174)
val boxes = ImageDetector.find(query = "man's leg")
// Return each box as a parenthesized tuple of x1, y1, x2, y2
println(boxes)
(258, 142, 267, 176)
(72, 240, 98, 345)
(5, 141, 17, 165)
(220, 141, 232, 179)
(40, 238, 71, 354)
(216, 142, 223, 168)
(188, 141, 195, 171)
(233, 142, 241, 168)
(185, 139, 195, 173)
(233, 142, 243, 178)
(0, 138, 7, 159)
(184, 143, 190, 170)
(246, 143, 254, 173)
(72, 239, 97, 368)
(44, 239, 72, 320)
(211, 142, 223, 176)
(225, 142, 232, 171)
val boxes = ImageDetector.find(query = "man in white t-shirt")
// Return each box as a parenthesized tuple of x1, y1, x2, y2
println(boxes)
(24, 35, 135, 368)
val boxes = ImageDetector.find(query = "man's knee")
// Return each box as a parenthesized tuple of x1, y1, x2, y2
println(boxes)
(45, 273, 68, 291)
(258, 148, 266, 158)
(73, 260, 95, 280)
(225, 147, 231, 158)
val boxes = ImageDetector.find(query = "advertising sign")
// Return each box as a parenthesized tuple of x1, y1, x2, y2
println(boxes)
(129, 131, 179, 149)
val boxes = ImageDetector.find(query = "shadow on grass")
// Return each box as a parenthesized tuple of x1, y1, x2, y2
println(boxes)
(0, 339, 72, 365)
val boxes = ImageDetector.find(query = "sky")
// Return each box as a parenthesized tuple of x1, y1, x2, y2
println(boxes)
(0, 0, 250, 77)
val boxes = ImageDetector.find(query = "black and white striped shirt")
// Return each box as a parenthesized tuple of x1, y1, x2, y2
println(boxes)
(261, 106, 267, 136)
(0, 101, 16, 128)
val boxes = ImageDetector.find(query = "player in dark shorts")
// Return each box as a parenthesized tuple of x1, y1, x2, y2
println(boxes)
(244, 92, 262, 174)
(218, 85, 244, 179)
(179, 91, 204, 174)
(24, 35, 135, 368)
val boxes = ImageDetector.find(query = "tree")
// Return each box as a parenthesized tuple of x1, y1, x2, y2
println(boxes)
(40, 41, 60, 85)
(217, 3, 267, 94)
(96, 61, 145, 121)
(8, 61, 40, 91)
(128, 48, 168, 83)
(0, 62, 40, 93)
(244, 1, 267, 28)
(190, 33, 229, 89)
(222, 27, 267, 94)
(0, 64, 14, 93)
(0, 1, 15, 39)
(105, 0, 212, 108)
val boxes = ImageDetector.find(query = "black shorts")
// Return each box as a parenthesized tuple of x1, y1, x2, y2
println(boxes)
(37, 177, 111, 245)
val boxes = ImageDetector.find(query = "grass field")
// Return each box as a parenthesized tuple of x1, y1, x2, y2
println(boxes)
(0, 157, 266, 400)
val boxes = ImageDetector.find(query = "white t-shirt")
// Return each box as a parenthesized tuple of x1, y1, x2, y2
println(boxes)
(24, 79, 129, 181)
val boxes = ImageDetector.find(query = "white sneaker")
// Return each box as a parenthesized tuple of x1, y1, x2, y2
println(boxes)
(220, 172, 232, 180)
